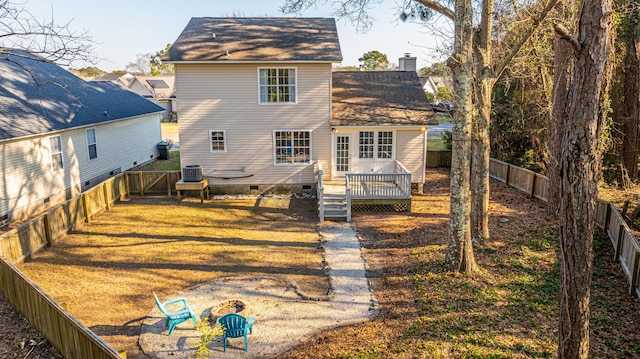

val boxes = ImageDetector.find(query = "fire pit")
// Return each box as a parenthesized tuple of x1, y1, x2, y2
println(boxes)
(209, 299, 251, 323)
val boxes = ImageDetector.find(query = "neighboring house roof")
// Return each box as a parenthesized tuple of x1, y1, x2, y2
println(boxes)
(0, 51, 164, 142)
(331, 71, 437, 127)
(423, 76, 454, 94)
(165, 17, 343, 62)
(92, 73, 134, 87)
(128, 75, 176, 100)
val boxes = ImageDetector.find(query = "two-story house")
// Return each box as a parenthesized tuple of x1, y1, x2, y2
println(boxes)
(166, 17, 435, 218)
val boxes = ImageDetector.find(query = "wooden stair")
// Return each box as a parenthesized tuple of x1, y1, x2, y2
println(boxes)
(320, 193, 348, 221)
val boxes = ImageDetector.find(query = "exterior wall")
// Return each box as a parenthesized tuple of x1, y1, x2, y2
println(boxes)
(0, 113, 161, 223)
(396, 129, 426, 184)
(330, 128, 425, 183)
(174, 63, 332, 188)
(128, 80, 152, 97)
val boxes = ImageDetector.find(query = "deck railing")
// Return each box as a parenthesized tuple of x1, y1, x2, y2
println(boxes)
(345, 161, 412, 199)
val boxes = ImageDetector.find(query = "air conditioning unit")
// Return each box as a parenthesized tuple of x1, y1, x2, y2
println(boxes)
(183, 165, 203, 182)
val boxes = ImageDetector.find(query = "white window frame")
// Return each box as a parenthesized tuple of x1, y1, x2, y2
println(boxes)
(273, 130, 312, 166)
(48, 135, 64, 172)
(358, 130, 396, 160)
(209, 130, 227, 152)
(86, 128, 98, 161)
(258, 67, 298, 105)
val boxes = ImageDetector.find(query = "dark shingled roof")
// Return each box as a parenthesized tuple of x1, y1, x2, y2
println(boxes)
(0, 51, 164, 141)
(165, 17, 342, 62)
(331, 71, 437, 127)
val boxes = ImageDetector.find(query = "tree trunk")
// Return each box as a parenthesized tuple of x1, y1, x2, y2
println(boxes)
(622, 31, 640, 181)
(548, 26, 573, 214)
(445, 0, 478, 273)
(557, 0, 613, 356)
(471, 0, 495, 243)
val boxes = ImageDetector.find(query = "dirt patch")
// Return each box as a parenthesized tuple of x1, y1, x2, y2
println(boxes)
(0, 292, 62, 359)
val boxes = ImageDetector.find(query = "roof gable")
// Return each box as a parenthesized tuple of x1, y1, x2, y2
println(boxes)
(0, 51, 164, 141)
(166, 17, 342, 62)
(332, 71, 437, 127)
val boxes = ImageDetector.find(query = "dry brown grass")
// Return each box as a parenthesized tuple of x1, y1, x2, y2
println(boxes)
(17, 196, 325, 358)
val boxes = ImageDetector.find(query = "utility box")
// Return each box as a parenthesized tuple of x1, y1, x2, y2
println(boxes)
(157, 141, 171, 160)
(183, 165, 203, 182)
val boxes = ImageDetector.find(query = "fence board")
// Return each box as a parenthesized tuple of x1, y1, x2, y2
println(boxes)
(533, 174, 549, 201)
(489, 159, 509, 182)
(607, 207, 625, 252)
(426, 151, 452, 168)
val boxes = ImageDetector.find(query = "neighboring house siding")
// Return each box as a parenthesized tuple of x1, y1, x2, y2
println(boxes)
(396, 129, 426, 183)
(0, 113, 161, 223)
(175, 63, 332, 185)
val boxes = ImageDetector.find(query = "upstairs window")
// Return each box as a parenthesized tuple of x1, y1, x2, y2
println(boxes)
(274, 130, 311, 165)
(259, 68, 296, 104)
(86, 128, 97, 160)
(49, 135, 64, 172)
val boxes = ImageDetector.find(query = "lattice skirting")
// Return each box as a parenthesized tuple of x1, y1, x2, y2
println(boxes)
(351, 199, 411, 213)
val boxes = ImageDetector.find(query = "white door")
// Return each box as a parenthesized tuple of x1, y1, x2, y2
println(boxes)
(335, 135, 350, 177)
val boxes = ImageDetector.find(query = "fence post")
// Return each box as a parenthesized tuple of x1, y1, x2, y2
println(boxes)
(604, 204, 612, 232)
(629, 251, 640, 296)
(166, 173, 171, 196)
(81, 194, 91, 224)
(102, 183, 110, 211)
(43, 213, 52, 246)
(530, 174, 537, 198)
(125, 173, 130, 198)
(615, 224, 624, 261)
(505, 165, 511, 185)
(139, 172, 144, 196)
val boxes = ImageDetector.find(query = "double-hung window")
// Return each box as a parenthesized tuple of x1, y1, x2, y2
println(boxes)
(86, 128, 97, 160)
(358, 131, 394, 159)
(210, 130, 226, 152)
(274, 130, 311, 165)
(49, 135, 64, 172)
(259, 68, 296, 104)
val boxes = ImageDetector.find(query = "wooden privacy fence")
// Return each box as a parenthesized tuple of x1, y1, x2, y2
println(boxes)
(426, 150, 452, 168)
(126, 170, 181, 196)
(0, 257, 122, 359)
(0, 174, 129, 358)
(489, 158, 640, 298)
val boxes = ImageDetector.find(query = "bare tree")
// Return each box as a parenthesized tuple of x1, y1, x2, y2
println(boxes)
(126, 53, 152, 75)
(0, 0, 94, 65)
(282, 0, 559, 271)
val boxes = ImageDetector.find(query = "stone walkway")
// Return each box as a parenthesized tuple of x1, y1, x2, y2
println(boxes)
(138, 222, 377, 358)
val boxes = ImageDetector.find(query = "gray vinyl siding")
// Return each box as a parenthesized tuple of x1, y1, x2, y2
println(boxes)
(396, 130, 426, 183)
(0, 113, 161, 222)
(175, 63, 332, 185)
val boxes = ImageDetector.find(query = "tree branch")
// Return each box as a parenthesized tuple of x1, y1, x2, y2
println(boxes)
(493, 0, 561, 78)
(555, 23, 581, 52)
(414, 0, 455, 21)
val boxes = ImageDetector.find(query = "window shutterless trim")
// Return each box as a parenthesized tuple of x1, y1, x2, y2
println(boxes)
(48, 135, 64, 172)
(209, 130, 227, 153)
(272, 129, 312, 166)
(257, 67, 298, 105)
(86, 128, 98, 161)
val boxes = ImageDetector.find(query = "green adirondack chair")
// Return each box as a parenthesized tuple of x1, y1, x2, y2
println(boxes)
(216, 313, 254, 352)
(153, 292, 197, 336)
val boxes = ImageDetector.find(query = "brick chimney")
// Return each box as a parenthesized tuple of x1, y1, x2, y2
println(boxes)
(399, 53, 417, 72)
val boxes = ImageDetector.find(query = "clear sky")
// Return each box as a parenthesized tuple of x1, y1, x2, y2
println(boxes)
(25, 0, 451, 72)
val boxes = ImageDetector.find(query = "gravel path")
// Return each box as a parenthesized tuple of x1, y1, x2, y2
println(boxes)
(139, 222, 377, 358)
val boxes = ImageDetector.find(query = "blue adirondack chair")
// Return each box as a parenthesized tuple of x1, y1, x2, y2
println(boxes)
(153, 292, 197, 336)
(216, 313, 254, 352)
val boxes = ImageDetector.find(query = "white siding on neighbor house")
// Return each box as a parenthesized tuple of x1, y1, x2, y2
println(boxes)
(175, 63, 332, 185)
(0, 113, 162, 222)
(396, 129, 426, 183)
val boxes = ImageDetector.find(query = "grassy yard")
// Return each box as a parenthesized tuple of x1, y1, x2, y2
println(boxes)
(427, 135, 448, 151)
(137, 150, 181, 170)
(14, 170, 640, 358)
(18, 196, 325, 358)
(161, 121, 179, 136)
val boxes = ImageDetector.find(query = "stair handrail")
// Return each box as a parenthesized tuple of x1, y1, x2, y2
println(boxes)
(345, 174, 352, 222)
(317, 161, 324, 222)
